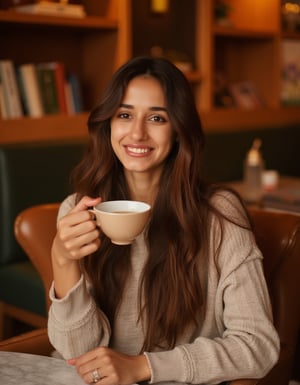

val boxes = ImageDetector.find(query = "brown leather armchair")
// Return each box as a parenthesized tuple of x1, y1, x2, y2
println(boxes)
(0, 204, 299, 385)
(0, 142, 84, 338)
(249, 208, 300, 385)
(13, 202, 59, 312)
(0, 203, 60, 355)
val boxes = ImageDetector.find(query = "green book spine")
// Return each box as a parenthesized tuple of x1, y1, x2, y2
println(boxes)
(36, 64, 59, 115)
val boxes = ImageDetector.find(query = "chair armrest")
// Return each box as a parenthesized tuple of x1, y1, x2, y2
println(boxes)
(0, 328, 53, 356)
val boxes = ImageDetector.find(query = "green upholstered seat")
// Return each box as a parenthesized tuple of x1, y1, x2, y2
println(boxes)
(0, 140, 86, 336)
(0, 262, 45, 316)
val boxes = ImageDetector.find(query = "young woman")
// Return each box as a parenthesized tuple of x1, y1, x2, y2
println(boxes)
(48, 56, 279, 385)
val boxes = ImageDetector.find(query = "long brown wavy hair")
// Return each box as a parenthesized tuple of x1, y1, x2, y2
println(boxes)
(71, 56, 249, 352)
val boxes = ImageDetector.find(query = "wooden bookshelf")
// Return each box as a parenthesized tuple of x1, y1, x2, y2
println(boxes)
(0, 0, 131, 144)
(192, 0, 300, 129)
(1, 0, 300, 144)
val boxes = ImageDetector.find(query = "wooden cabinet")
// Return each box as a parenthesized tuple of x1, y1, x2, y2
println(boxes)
(195, 0, 300, 130)
(0, 0, 131, 143)
(197, 1, 280, 109)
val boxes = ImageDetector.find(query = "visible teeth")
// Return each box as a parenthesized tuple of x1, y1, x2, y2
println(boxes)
(127, 147, 149, 154)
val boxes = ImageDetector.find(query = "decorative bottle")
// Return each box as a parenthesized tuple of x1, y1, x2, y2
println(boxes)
(243, 138, 264, 204)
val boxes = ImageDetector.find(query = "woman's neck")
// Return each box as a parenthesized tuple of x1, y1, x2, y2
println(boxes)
(125, 170, 160, 206)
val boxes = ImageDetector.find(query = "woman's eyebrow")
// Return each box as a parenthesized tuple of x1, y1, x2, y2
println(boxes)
(120, 103, 133, 109)
(150, 106, 167, 112)
(119, 103, 167, 112)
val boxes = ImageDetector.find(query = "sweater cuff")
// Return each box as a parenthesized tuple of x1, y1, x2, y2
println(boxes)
(144, 346, 190, 383)
(49, 275, 95, 325)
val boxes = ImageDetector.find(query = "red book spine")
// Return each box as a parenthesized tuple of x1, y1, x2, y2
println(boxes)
(53, 62, 68, 114)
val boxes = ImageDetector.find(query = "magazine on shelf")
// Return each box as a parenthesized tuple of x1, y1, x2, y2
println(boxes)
(13, 1, 86, 18)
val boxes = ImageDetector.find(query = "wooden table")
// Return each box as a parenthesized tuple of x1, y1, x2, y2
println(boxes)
(227, 176, 300, 214)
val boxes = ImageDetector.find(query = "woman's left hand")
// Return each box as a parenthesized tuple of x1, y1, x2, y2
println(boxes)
(68, 346, 151, 385)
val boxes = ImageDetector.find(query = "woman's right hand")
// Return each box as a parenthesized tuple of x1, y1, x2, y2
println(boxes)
(52, 196, 101, 266)
(51, 196, 101, 298)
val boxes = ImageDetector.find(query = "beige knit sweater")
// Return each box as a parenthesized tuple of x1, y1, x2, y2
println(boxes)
(48, 191, 279, 385)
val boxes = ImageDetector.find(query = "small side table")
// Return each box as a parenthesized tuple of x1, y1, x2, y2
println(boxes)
(227, 176, 300, 215)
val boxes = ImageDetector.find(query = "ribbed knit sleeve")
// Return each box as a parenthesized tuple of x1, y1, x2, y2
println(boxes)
(47, 194, 111, 359)
(48, 275, 111, 360)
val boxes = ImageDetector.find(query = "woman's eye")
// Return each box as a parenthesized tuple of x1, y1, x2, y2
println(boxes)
(118, 112, 130, 119)
(150, 115, 166, 122)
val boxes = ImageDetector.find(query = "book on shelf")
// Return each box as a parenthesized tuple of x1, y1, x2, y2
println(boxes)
(64, 80, 75, 114)
(0, 65, 8, 118)
(0, 60, 23, 119)
(67, 72, 84, 113)
(36, 61, 68, 114)
(18, 63, 44, 118)
(36, 62, 60, 115)
(52, 61, 68, 114)
(0, 80, 8, 118)
(281, 40, 300, 106)
(13, 0, 86, 18)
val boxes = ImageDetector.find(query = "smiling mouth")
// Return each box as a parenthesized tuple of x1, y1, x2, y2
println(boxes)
(126, 146, 152, 154)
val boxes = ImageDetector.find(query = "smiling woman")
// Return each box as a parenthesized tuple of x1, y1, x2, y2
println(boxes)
(110, 75, 173, 182)
(47, 56, 279, 385)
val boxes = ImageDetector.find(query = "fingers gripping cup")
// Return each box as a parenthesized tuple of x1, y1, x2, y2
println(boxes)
(91, 200, 151, 245)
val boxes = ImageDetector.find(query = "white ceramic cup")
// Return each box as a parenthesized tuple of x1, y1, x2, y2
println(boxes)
(90, 200, 151, 245)
(262, 170, 279, 191)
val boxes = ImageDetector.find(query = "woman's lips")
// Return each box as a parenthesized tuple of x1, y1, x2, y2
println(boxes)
(125, 145, 153, 155)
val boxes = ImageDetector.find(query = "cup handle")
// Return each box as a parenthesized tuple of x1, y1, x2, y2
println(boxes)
(88, 208, 97, 222)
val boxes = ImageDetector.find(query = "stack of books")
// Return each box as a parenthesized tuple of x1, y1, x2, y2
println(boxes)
(0, 59, 84, 119)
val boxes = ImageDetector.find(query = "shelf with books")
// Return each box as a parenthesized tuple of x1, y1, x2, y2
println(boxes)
(0, 59, 85, 119)
(0, 0, 131, 143)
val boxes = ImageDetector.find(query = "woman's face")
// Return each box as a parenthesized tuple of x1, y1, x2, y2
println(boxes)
(110, 75, 174, 178)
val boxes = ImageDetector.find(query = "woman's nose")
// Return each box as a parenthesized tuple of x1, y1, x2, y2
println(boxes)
(130, 118, 147, 140)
